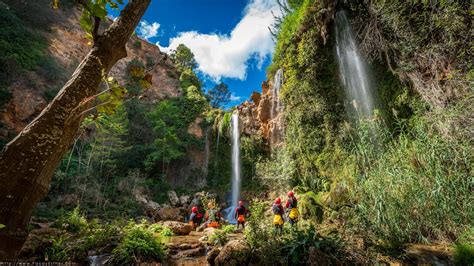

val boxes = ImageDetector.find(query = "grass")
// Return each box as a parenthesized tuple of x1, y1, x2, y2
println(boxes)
(354, 117, 473, 245)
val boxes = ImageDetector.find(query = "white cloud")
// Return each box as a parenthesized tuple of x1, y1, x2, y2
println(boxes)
(230, 93, 242, 102)
(158, 0, 281, 81)
(137, 20, 160, 40)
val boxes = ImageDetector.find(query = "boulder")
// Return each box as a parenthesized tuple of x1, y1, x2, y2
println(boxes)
(196, 223, 207, 232)
(157, 207, 182, 221)
(214, 240, 251, 266)
(203, 227, 218, 237)
(207, 247, 221, 265)
(61, 193, 79, 206)
(19, 227, 62, 260)
(162, 221, 193, 235)
(180, 195, 191, 205)
(167, 190, 179, 206)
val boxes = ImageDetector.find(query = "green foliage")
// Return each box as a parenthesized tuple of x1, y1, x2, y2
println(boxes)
(148, 224, 174, 237)
(207, 82, 231, 108)
(77, 0, 123, 41)
(209, 228, 230, 246)
(170, 44, 198, 71)
(111, 222, 165, 264)
(59, 206, 88, 233)
(454, 244, 474, 266)
(146, 85, 208, 171)
(0, 4, 46, 71)
(44, 236, 70, 262)
(0, 87, 12, 110)
(179, 68, 202, 89)
(270, 0, 315, 72)
(133, 40, 142, 49)
(354, 118, 473, 245)
(244, 201, 340, 264)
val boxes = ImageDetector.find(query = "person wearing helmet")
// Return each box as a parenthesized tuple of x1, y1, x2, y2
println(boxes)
(235, 200, 249, 229)
(206, 201, 221, 228)
(189, 206, 200, 229)
(272, 197, 284, 235)
(286, 191, 299, 226)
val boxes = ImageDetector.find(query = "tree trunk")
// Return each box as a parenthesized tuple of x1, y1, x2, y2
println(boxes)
(0, 0, 151, 259)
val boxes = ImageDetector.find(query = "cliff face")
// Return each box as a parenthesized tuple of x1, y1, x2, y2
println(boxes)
(237, 79, 285, 149)
(0, 0, 180, 142)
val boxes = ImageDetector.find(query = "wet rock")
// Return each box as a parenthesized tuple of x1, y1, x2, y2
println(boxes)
(158, 206, 182, 221)
(168, 190, 179, 206)
(214, 240, 250, 266)
(180, 246, 205, 257)
(88, 254, 111, 266)
(199, 236, 208, 242)
(19, 227, 62, 260)
(162, 221, 193, 235)
(196, 223, 207, 232)
(207, 247, 221, 265)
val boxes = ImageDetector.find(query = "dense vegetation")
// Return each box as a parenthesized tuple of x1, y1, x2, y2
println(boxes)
(1, 0, 472, 264)
(263, 0, 473, 252)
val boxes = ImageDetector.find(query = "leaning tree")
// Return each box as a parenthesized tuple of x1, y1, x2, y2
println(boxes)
(0, 0, 151, 259)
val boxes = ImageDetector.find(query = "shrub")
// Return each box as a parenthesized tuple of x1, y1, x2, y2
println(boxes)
(111, 222, 165, 264)
(44, 236, 70, 262)
(148, 223, 174, 237)
(454, 244, 474, 266)
(59, 206, 88, 233)
(209, 229, 229, 246)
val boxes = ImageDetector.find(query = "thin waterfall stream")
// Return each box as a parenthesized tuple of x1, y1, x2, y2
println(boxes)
(224, 113, 241, 224)
(335, 10, 376, 121)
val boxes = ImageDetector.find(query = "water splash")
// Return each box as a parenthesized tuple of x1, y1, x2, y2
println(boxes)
(335, 10, 375, 121)
(226, 113, 241, 224)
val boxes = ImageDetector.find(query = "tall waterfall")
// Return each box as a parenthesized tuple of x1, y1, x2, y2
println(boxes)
(272, 68, 284, 117)
(335, 10, 375, 120)
(225, 113, 241, 223)
(270, 69, 284, 148)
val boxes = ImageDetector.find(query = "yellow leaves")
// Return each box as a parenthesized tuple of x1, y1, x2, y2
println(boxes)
(0, 224, 5, 230)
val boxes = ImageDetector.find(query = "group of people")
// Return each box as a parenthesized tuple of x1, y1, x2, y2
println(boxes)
(187, 191, 298, 235)
(188, 200, 250, 229)
(272, 191, 299, 235)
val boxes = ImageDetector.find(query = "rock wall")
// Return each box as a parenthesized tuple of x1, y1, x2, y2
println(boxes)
(237, 80, 285, 149)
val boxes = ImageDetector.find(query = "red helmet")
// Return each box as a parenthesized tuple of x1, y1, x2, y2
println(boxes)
(239, 200, 244, 207)
(275, 197, 281, 204)
(191, 206, 198, 213)
(288, 191, 294, 197)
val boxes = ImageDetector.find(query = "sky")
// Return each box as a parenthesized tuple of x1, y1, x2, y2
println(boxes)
(110, 0, 281, 107)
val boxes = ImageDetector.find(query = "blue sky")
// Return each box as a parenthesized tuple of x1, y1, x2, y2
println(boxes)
(110, 0, 280, 107)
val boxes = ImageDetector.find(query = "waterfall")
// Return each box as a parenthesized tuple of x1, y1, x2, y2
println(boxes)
(270, 68, 284, 149)
(272, 68, 284, 115)
(335, 10, 375, 121)
(225, 113, 241, 224)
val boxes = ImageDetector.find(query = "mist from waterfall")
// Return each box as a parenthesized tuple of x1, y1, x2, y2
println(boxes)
(335, 10, 375, 121)
(225, 113, 241, 224)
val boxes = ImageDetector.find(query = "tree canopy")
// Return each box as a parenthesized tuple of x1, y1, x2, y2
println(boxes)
(207, 82, 231, 108)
